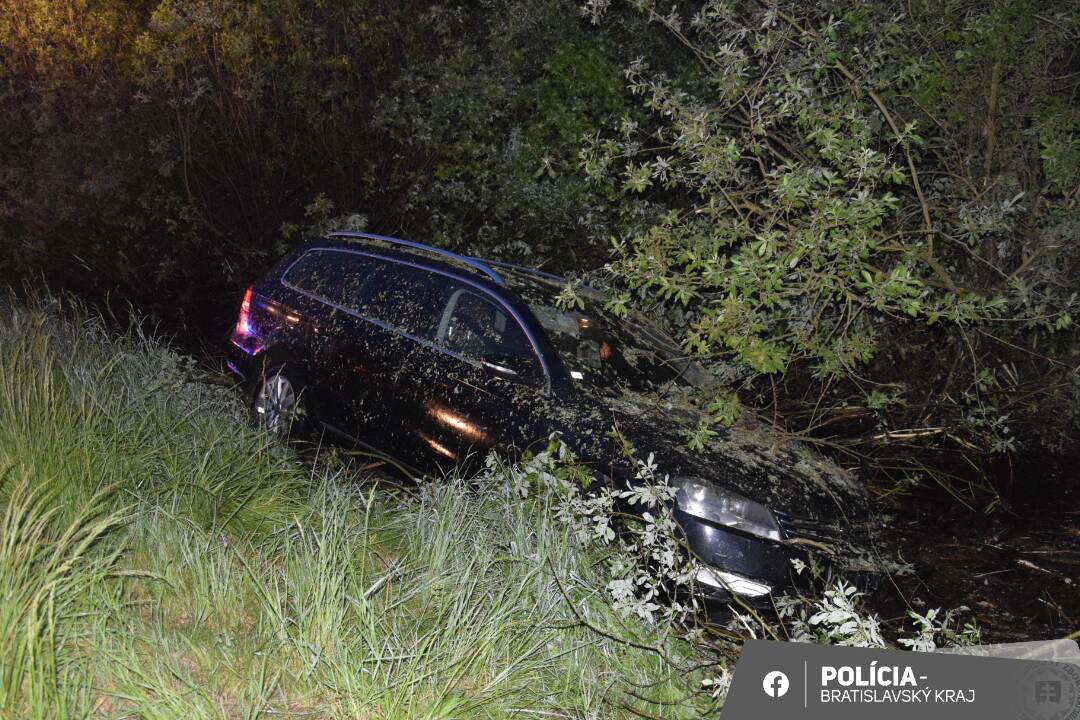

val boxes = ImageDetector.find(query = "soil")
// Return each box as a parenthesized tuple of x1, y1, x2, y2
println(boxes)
(874, 458, 1080, 644)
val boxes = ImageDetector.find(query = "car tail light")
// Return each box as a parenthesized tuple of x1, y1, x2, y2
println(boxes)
(235, 286, 253, 336)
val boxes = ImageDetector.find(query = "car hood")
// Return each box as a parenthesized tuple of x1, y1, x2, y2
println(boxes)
(557, 388, 868, 524)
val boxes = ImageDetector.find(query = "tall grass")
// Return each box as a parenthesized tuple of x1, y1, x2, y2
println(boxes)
(0, 297, 719, 718)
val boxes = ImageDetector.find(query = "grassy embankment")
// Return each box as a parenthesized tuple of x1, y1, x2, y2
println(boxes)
(0, 297, 718, 719)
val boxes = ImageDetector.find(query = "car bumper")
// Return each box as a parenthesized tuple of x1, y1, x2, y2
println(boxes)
(225, 332, 261, 385)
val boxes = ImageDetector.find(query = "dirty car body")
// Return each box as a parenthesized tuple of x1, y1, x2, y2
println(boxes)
(226, 232, 871, 600)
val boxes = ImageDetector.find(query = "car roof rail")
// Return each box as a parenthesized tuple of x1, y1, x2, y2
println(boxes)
(470, 258, 566, 283)
(475, 257, 606, 299)
(327, 231, 507, 287)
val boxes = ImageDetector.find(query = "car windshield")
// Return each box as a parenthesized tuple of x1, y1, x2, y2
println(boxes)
(506, 274, 708, 393)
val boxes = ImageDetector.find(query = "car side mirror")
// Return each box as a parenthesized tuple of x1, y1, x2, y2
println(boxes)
(480, 353, 540, 383)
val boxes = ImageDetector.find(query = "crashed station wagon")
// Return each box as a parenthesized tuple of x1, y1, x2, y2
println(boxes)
(226, 232, 871, 600)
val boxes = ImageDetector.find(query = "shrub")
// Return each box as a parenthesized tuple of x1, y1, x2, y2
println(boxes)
(579, 0, 1079, 505)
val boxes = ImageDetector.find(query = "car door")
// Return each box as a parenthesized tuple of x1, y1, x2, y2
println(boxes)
(271, 248, 372, 427)
(407, 280, 550, 475)
(278, 248, 384, 431)
(329, 257, 448, 463)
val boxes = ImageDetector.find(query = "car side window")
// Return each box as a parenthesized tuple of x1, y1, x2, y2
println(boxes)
(435, 284, 540, 375)
(284, 249, 377, 311)
(358, 261, 447, 338)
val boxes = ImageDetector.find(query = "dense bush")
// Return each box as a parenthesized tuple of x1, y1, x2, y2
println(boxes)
(2, 0, 431, 328)
(578, 0, 1079, 503)
(0, 0, 636, 326)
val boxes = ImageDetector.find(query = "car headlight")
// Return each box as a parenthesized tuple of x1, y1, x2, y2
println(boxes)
(672, 478, 782, 542)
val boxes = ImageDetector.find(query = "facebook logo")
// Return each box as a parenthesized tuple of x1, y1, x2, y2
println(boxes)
(762, 671, 789, 698)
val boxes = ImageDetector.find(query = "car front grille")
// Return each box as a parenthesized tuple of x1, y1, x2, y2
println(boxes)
(773, 510, 844, 549)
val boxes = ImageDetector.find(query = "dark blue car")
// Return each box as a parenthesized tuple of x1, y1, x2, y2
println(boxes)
(226, 232, 871, 600)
